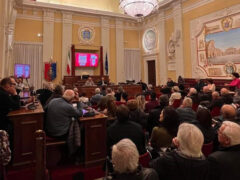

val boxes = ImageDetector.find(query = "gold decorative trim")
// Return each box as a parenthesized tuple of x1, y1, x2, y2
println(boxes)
(78, 26, 95, 44)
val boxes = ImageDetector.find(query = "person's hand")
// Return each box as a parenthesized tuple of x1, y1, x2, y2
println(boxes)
(8, 86, 17, 95)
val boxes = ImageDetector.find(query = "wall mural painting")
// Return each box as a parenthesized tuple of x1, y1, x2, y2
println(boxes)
(196, 14, 240, 77)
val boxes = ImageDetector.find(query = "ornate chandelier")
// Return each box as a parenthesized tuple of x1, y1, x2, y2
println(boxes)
(119, 0, 159, 18)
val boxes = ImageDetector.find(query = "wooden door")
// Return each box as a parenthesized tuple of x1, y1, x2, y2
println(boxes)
(147, 60, 156, 86)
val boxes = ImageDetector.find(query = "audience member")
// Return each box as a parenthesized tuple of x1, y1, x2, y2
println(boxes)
(187, 87, 199, 104)
(137, 80, 148, 91)
(219, 104, 237, 122)
(206, 78, 216, 92)
(196, 108, 215, 144)
(45, 84, 64, 105)
(127, 99, 147, 129)
(101, 85, 107, 96)
(198, 86, 212, 102)
(111, 139, 158, 180)
(84, 77, 96, 86)
(106, 87, 115, 97)
(145, 92, 159, 113)
(73, 87, 80, 102)
(178, 75, 185, 90)
(45, 90, 82, 139)
(147, 95, 169, 135)
(79, 92, 89, 104)
(103, 98, 117, 118)
(176, 97, 196, 123)
(36, 82, 53, 107)
(150, 107, 180, 154)
(220, 88, 233, 104)
(115, 86, 124, 101)
(136, 94, 146, 112)
(0, 77, 20, 135)
(90, 88, 103, 105)
(210, 91, 224, 110)
(208, 121, 240, 180)
(169, 86, 181, 105)
(15, 76, 26, 94)
(166, 78, 175, 88)
(107, 105, 146, 156)
(194, 78, 205, 92)
(150, 123, 208, 180)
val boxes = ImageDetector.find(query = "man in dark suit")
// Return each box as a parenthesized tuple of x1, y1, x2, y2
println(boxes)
(98, 77, 108, 86)
(0, 77, 20, 144)
(208, 121, 240, 180)
(107, 105, 146, 156)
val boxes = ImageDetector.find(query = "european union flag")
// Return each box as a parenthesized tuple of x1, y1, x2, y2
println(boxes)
(105, 52, 108, 75)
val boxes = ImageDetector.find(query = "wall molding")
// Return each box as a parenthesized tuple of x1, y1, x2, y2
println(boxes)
(14, 41, 43, 45)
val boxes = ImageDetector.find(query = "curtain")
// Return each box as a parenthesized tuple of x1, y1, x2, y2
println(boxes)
(13, 43, 43, 90)
(124, 49, 141, 82)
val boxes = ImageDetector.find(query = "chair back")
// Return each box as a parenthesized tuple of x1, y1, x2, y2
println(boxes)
(139, 151, 151, 168)
(172, 99, 182, 109)
(192, 103, 199, 112)
(211, 107, 221, 117)
(202, 141, 213, 157)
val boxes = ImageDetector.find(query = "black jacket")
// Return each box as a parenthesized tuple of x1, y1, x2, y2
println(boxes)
(0, 87, 20, 130)
(129, 109, 148, 129)
(208, 144, 240, 180)
(107, 121, 146, 155)
(150, 150, 209, 180)
(112, 167, 159, 180)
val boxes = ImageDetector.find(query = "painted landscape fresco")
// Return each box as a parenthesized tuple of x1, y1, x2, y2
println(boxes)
(205, 28, 240, 64)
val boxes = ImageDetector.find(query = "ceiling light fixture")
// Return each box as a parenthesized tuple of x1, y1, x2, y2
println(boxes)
(119, 0, 159, 18)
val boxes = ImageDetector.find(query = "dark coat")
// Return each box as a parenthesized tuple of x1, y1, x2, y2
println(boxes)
(0, 87, 20, 130)
(176, 107, 196, 123)
(150, 150, 209, 180)
(112, 167, 159, 180)
(107, 121, 146, 155)
(129, 109, 148, 129)
(147, 106, 164, 135)
(208, 144, 240, 180)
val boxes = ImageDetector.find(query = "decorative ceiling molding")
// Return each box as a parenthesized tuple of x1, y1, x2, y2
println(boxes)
(21, 0, 136, 20)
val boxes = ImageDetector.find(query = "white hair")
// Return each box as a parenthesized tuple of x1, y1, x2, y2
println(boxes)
(95, 88, 100, 94)
(222, 121, 240, 146)
(62, 90, 75, 102)
(177, 123, 204, 157)
(112, 139, 139, 173)
(189, 88, 197, 95)
(183, 97, 192, 107)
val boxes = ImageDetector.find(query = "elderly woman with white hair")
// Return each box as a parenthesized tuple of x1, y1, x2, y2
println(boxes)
(169, 86, 181, 105)
(150, 123, 208, 180)
(111, 138, 158, 180)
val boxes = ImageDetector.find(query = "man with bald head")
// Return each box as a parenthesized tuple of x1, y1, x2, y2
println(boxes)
(210, 91, 224, 110)
(221, 104, 236, 122)
(45, 89, 82, 139)
(220, 88, 233, 104)
(208, 121, 240, 180)
(198, 86, 212, 102)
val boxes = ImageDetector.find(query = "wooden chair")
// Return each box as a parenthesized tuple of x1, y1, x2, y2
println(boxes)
(171, 99, 182, 109)
(202, 141, 213, 157)
(139, 151, 151, 168)
(211, 107, 221, 117)
(35, 130, 49, 180)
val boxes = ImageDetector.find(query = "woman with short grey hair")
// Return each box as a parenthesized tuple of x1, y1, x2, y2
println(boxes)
(111, 138, 158, 180)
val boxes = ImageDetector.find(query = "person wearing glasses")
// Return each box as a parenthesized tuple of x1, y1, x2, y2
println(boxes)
(0, 77, 20, 143)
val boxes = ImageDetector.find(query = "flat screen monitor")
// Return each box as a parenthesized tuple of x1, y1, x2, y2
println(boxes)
(14, 64, 30, 78)
(75, 52, 99, 67)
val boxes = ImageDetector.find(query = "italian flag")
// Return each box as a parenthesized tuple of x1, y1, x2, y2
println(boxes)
(67, 49, 71, 75)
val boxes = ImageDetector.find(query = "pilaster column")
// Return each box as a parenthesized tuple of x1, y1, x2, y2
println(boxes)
(101, 17, 110, 75)
(62, 13, 72, 78)
(158, 11, 167, 85)
(43, 10, 54, 63)
(115, 19, 124, 83)
(173, 0, 184, 78)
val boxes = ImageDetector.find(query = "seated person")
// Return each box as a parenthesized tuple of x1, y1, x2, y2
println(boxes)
(208, 121, 240, 180)
(136, 94, 146, 112)
(0, 77, 20, 134)
(224, 72, 240, 90)
(115, 86, 125, 101)
(45, 89, 82, 139)
(106, 87, 115, 97)
(210, 91, 224, 110)
(36, 82, 53, 107)
(186, 87, 199, 105)
(137, 80, 148, 91)
(84, 77, 96, 86)
(166, 78, 175, 88)
(216, 104, 237, 122)
(176, 97, 196, 123)
(150, 123, 208, 180)
(198, 86, 212, 102)
(45, 84, 64, 105)
(15, 76, 26, 94)
(90, 88, 103, 105)
(145, 92, 159, 113)
(194, 78, 205, 92)
(169, 86, 181, 106)
(150, 107, 180, 156)
(111, 138, 159, 180)
(220, 88, 233, 104)
(107, 105, 146, 156)
(79, 92, 89, 104)
(206, 78, 216, 92)
(98, 77, 108, 86)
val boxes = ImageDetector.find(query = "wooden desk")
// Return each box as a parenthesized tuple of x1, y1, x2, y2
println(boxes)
(8, 103, 44, 167)
(79, 114, 107, 167)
